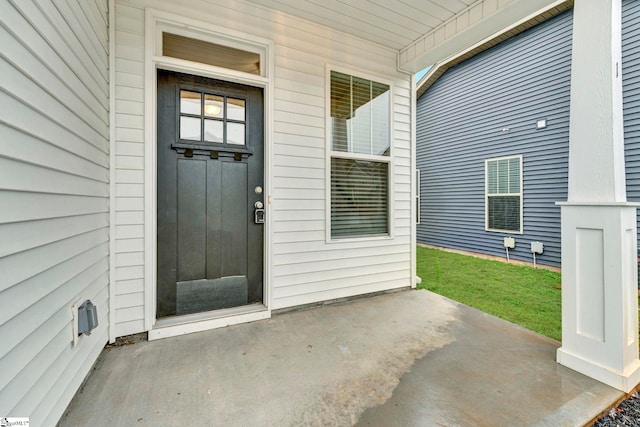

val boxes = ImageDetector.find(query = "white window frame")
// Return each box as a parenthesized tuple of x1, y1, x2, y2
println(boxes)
(325, 65, 394, 242)
(484, 154, 523, 234)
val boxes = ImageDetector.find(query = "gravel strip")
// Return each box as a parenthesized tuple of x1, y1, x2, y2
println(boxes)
(593, 392, 640, 426)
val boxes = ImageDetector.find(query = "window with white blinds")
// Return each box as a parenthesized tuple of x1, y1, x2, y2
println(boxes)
(329, 70, 391, 238)
(485, 155, 523, 233)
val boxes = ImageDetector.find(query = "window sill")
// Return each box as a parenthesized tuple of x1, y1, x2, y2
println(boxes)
(485, 228, 523, 235)
(327, 234, 393, 244)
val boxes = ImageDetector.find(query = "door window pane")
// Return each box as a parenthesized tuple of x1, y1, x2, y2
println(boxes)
(204, 94, 224, 118)
(204, 119, 224, 143)
(180, 91, 201, 115)
(180, 116, 201, 140)
(227, 98, 246, 121)
(227, 123, 245, 145)
(178, 90, 249, 145)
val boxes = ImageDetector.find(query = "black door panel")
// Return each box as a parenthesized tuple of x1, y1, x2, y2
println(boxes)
(157, 70, 264, 318)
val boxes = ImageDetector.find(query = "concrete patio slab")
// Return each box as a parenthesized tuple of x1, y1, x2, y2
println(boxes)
(59, 290, 623, 426)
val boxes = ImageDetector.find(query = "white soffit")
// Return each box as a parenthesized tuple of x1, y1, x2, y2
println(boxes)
(244, 0, 477, 51)
(400, 0, 569, 73)
(244, 0, 565, 74)
(416, 0, 573, 95)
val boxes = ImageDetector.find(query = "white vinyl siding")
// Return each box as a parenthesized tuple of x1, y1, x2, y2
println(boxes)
(485, 155, 523, 233)
(0, 1, 109, 425)
(114, 0, 412, 318)
(113, 2, 145, 337)
(416, 9, 573, 267)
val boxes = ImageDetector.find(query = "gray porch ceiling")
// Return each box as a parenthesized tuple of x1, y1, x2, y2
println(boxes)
(244, 0, 570, 73)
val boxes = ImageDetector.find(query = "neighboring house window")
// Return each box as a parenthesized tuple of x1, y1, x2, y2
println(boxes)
(329, 70, 391, 238)
(485, 155, 522, 233)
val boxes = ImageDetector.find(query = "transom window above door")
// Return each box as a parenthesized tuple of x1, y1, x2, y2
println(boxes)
(179, 90, 246, 145)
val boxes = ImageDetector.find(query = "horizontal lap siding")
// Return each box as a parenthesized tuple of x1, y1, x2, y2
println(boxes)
(115, 0, 412, 318)
(113, 3, 145, 337)
(624, 0, 640, 231)
(418, 0, 640, 269)
(272, 45, 411, 308)
(416, 11, 573, 267)
(0, 1, 109, 425)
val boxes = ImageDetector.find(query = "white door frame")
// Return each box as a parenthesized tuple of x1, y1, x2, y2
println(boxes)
(142, 9, 274, 338)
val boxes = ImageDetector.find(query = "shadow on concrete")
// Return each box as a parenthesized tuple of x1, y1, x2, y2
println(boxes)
(60, 290, 622, 426)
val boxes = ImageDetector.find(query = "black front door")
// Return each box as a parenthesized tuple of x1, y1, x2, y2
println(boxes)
(156, 70, 264, 318)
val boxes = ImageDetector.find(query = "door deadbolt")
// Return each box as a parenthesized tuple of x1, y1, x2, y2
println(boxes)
(254, 201, 265, 224)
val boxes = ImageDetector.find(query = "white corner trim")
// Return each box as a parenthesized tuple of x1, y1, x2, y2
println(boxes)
(108, 0, 117, 344)
(264, 40, 275, 312)
(410, 74, 417, 289)
(143, 7, 157, 333)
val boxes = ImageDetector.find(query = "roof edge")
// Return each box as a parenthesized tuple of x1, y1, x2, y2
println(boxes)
(416, 0, 574, 98)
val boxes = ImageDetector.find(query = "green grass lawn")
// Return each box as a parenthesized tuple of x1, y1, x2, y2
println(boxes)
(416, 245, 562, 341)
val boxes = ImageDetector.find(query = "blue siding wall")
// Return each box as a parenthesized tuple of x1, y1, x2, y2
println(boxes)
(624, 1, 640, 216)
(418, 0, 640, 268)
(416, 10, 573, 267)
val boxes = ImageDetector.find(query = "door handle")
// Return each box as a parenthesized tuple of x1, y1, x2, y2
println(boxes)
(254, 201, 265, 224)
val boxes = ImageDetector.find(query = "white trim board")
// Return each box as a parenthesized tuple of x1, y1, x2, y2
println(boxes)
(108, 0, 117, 344)
(143, 8, 274, 334)
(323, 64, 396, 244)
(149, 306, 271, 340)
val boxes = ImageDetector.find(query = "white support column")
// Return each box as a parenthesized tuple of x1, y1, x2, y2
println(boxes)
(557, 0, 640, 392)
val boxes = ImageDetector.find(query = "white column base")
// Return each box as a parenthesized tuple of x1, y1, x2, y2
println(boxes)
(557, 203, 640, 392)
(557, 347, 640, 393)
